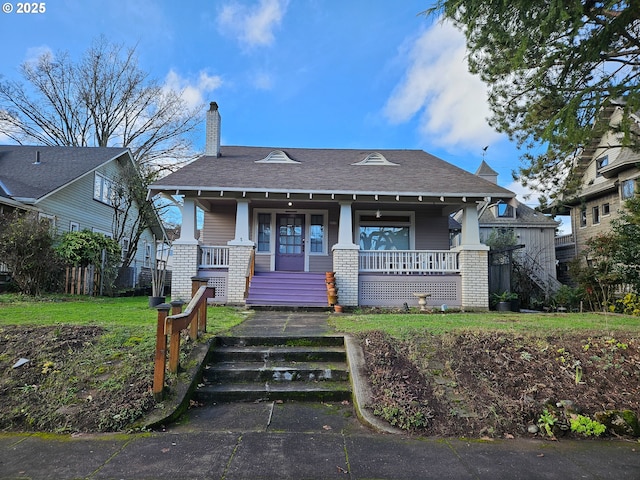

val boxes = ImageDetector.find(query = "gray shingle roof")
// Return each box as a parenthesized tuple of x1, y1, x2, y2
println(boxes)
(0, 145, 129, 201)
(479, 200, 559, 227)
(151, 146, 514, 198)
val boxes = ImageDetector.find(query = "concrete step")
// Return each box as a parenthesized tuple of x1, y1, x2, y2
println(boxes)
(202, 361, 350, 383)
(215, 335, 346, 347)
(194, 335, 351, 403)
(193, 382, 352, 403)
(211, 345, 347, 363)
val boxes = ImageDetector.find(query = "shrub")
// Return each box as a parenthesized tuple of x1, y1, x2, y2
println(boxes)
(0, 212, 63, 295)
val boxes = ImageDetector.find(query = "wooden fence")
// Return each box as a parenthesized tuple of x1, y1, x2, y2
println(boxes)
(64, 266, 100, 295)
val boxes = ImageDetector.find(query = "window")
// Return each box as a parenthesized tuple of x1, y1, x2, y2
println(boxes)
(144, 243, 152, 268)
(603, 203, 610, 216)
(38, 213, 55, 230)
(592, 205, 600, 224)
(580, 207, 587, 227)
(622, 179, 636, 200)
(359, 214, 411, 250)
(496, 203, 515, 218)
(310, 214, 325, 253)
(94, 172, 116, 206)
(121, 238, 130, 262)
(69, 222, 79, 232)
(257, 213, 271, 252)
(596, 156, 609, 176)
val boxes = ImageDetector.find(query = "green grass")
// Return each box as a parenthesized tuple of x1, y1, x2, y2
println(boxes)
(0, 294, 245, 333)
(329, 311, 640, 338)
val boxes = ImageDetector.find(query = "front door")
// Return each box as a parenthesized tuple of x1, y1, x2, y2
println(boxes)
(276, 214, 305, 271)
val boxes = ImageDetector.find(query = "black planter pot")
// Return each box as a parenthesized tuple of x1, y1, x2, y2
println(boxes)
(496, 301, 511, 312)
(148, 296, 166, 308)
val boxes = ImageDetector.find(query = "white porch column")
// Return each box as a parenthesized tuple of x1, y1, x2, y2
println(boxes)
(227, 199, 255, 304)
(332, 201, 359, 306)
(172, 197, 199, 300)
(455, 204, 489, 311)
(336, 202, 357, 247)
(228, 200, 254, 246)
(178, 197, 198, 243)
(459, 205, 482, 247)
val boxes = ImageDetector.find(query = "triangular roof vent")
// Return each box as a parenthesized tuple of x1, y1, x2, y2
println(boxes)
(352, 152, 398, 166)
(255, 150, 299, 164)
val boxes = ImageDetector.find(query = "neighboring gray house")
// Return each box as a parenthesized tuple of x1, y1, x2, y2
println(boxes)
(466, 160, 560, 294)
(149, 103, 515, 310)
(0, 145, 164, 289)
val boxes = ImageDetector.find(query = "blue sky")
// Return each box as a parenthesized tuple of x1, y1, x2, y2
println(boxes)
(0, 0, 555, 219)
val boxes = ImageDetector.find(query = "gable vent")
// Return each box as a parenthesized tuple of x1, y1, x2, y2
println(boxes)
(255, 150, 299, 164)
(352, 152, 398, 166)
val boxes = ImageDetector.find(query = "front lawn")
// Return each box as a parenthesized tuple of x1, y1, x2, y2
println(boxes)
(0, 295, 245, 433)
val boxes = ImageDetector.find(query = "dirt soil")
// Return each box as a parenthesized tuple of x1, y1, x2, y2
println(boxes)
(1, 325, 640, 438)
(0, 325, 155, 433)
(359, 330, 640, 439)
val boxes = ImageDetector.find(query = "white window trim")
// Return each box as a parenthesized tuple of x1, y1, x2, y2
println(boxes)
(121, 238, 130, 262)
(356, 210, 416, 249)
(92, 227, 113, 238)
(94, 172, 117, 206)
(69, 221, 79, 232)
(252, 209, 329, 270)
(144, 241, 152, 268)
(38, 213, 56, 230)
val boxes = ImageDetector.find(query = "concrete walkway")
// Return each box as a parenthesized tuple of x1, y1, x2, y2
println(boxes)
(1, 311, 639, 479)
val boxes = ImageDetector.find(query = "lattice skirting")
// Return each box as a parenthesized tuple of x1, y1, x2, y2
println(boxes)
(359, 274, 461, 308)
(198, 269, 228, 303)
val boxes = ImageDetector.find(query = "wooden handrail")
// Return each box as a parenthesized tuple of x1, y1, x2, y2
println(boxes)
(152, 283, 215, 400)
(244, 247, 256, 299)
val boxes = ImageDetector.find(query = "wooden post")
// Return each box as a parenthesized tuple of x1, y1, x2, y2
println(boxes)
(191, 276, 209, 297)
(152, 303, 171, 401)
(170, 299, 186, 316)
(191, 277, 209, 337)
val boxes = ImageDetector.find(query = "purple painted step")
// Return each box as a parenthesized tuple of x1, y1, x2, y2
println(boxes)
(246, 272, 330, 307)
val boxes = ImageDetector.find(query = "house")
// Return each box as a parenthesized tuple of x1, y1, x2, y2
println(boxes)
(551, 99, 640, 278)
(148, 103, 515, 310)
(0, 145, 164, 289)
(461, 160, 560, 295)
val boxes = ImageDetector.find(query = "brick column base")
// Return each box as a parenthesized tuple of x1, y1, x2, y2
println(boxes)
(227, 245, 255, 305)
(332, 247, 359, 307)
(171, 243, 199, 301)
(456, 247, 489, 311)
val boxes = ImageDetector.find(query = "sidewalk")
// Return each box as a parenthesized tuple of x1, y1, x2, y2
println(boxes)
(1, 311, 639, 479)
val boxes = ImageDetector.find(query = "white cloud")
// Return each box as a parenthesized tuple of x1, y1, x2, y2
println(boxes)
(163, 70, 223, 109)
(217, 0, 289, 49)
(384, 21, 500, 151)
(23, 45, 54, 65)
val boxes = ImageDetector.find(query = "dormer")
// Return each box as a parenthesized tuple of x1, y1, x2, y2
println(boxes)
(352, 152, 398, 166)
(255, 150, 299, 164)
(494, 201, 516, 219)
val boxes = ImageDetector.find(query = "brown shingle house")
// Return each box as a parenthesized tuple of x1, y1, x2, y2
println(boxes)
(149, 103, 514, 309)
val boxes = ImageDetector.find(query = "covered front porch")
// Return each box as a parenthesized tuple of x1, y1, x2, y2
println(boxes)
(170, 195, 489, 310)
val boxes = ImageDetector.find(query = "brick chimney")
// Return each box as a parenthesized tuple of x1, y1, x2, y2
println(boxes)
(205, 101, 221, 157)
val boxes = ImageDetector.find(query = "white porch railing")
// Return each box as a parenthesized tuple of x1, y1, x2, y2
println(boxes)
(359, 250, 459, 275)
(199, 246, 230, 268)
(555, 233, 575, 247)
